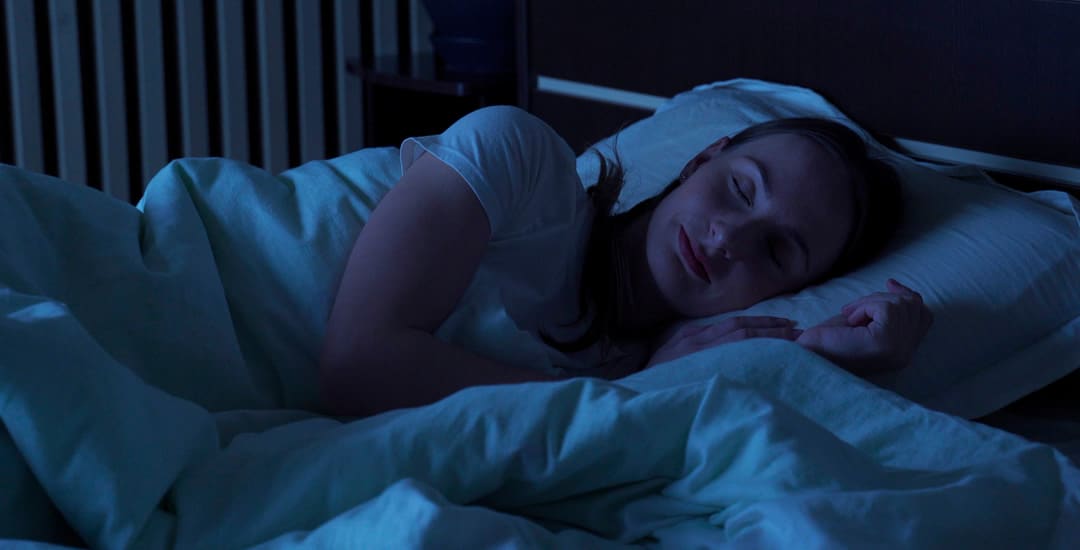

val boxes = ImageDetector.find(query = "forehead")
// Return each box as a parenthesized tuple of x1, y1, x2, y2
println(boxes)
(733, 133, 844, 177)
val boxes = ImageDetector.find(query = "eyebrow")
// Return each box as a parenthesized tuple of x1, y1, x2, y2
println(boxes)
(749, 156, 811, 274)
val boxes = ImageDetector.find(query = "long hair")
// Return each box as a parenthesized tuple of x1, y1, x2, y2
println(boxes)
(542, 117, 903, 354)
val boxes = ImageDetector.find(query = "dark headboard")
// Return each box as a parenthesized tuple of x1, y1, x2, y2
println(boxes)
(522, 0, 1080, 190)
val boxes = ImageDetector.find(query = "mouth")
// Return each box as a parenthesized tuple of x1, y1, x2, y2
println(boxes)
(678, 226, 711, 283)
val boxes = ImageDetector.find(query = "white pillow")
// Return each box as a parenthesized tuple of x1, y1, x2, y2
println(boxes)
(577, 79, 1080, 419)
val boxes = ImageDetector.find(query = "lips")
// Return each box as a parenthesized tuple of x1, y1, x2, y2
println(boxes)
(678, 226, 711, 283)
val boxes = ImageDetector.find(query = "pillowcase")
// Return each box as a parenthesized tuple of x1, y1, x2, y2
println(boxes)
(577, 78, 1080, 419)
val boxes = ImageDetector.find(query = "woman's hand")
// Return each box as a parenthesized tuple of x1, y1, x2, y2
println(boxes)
(796, 279, 933, 373)
(647, 316, 801, 368)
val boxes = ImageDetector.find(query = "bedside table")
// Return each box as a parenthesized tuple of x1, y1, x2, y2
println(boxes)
(347, 55, 517, 148)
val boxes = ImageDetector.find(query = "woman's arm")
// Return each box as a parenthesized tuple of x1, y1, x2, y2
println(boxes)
(320, 153, 564, 417)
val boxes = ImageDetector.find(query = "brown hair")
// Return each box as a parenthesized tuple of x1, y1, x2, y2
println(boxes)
(542, 117, 903, 354)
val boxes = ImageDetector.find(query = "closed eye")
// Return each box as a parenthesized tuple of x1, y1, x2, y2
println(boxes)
(730, 175, 752, 207)
(768, 239, 784, 271)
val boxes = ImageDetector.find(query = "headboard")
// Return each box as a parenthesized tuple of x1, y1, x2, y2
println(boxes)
(521, 0, 1080, 192)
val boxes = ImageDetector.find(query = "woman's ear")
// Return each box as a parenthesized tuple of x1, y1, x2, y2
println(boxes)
(678, 136, 731, 182)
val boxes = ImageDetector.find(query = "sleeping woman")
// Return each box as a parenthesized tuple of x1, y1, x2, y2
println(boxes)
(319, 106, 934, 417)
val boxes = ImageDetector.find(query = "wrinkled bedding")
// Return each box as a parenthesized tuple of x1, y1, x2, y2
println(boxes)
(1, 154, 1078, 548)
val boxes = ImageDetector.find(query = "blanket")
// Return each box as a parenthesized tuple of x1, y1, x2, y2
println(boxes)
(2, 154, 1078, 548)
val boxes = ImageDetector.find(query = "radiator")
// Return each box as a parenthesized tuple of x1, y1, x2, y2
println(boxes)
(1, 0, 373, 204)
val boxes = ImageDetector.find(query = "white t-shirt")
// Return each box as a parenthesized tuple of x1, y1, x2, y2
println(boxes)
(400, 106, 632, 374)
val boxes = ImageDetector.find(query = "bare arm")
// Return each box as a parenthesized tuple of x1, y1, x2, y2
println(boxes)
(320, 153, 565, 417)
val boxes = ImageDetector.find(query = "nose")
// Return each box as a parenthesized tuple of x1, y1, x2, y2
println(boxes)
(705, 219, 759, 261)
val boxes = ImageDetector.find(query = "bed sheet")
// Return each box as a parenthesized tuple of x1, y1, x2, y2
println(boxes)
(2, 151, 1079, 547)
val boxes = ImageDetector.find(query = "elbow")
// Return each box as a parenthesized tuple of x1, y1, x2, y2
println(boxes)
(318, 353, 352, 417)
(319, 329, 416, 418)
(318, 339, 380, 418)
(319, 328, 427, 417)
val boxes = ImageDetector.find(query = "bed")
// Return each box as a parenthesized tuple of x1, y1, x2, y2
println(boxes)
(1, 1, 1079, 549)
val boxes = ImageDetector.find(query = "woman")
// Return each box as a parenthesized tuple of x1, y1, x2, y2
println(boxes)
(320, 106, 932, 417)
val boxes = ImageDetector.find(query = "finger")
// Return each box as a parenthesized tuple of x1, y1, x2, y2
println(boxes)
(863, 301, 896, 337)
(847, 308, 873, 327)
(847, 300, 894, 330)
(795, 323, 875, 359)
(887, 279, 923, 302)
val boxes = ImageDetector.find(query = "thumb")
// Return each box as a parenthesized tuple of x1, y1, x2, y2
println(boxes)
(795, 315, 847, 352)
(795, 324, 831, 351)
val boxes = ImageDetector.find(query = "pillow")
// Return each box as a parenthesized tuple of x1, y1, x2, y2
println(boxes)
(577, 79, 1080, 419)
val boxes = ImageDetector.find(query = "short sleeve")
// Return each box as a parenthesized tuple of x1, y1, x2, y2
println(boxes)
(400, 106, 579, 238)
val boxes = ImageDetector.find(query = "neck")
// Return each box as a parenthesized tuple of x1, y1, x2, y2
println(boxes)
(613, 209, 675, 338)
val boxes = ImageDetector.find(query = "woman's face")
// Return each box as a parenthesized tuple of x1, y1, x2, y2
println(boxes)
(645, 133, 855, 318)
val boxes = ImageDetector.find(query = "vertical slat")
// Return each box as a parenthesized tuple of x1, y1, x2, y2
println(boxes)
(48, 0, 86, 184)
(4, 0, 44, 172)
(409, 0, 433, 57)
(371, 0, 397, 61)
(92, 0, 130, 201)
(256, 0, 289, 173)
(334, 0, 364, 152)
(216, 0, 249, 161)
(175, 0, 209, 157)
(134, 0, 168, 188)
(295, 0, 325, 163)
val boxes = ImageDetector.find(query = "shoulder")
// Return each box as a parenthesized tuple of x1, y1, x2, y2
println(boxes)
(401, 106, 584, 237)
(455, 105, 554, 132)
(448, 106, 574, 158)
